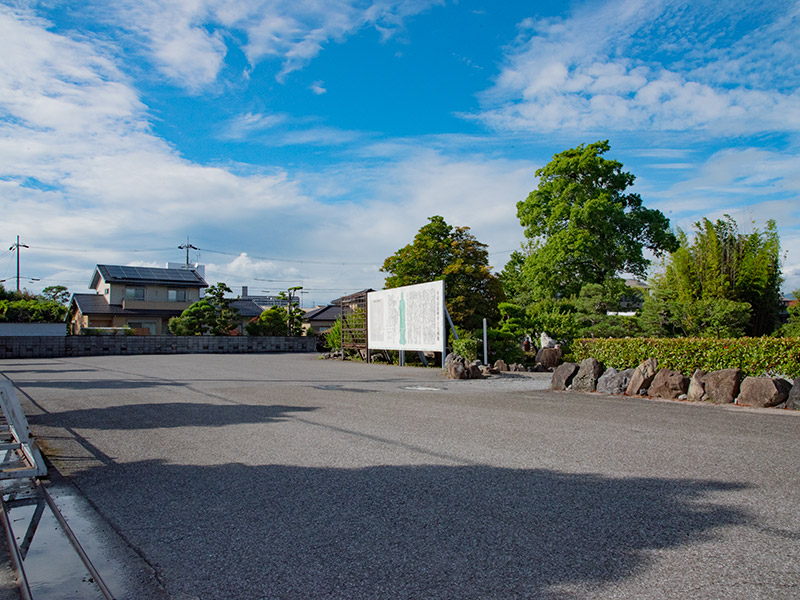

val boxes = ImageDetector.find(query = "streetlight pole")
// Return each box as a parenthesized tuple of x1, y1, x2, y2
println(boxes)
(287, 285, 303, 336)
(9, 235, 29, 293)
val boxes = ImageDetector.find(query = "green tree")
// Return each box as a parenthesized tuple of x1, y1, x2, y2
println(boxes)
(516, 140, 678, 299)
(0, 284, 67, 323)
(381, 215, 505, 330)
(168, 282, 240, 335)
(246, 306, 287, 336)
(41, 285, 70, 304)
(643, 216, 783, 337)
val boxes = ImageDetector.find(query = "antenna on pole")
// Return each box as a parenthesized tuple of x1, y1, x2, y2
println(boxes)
(178, 237, 198, 268)
(9, 235, 30, 292)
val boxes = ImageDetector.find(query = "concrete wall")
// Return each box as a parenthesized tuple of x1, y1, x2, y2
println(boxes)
(0, 335, 315, 359)
(0, 323, 66, 337)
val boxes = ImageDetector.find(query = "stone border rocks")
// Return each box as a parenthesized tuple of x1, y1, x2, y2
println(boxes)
(550, 356, 800, 411)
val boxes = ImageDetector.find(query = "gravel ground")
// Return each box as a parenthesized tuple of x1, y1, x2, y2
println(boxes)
(1, 353, 799, 600)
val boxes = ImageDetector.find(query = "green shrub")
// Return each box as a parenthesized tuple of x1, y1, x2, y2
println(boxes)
(324, 318, 342, 350)
(572, 337, 800, 378)
(452, 337, 478, 362)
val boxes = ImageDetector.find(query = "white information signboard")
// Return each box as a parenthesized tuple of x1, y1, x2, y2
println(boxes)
(367, 280, 445, 353)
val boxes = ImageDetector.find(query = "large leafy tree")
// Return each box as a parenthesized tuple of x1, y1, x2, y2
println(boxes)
(517, 140, 678, 298)
(168, 282, 240, 335)
(381, 215, 504, 331)
(642, 216, 783, 337)
(0, 284, 68, 323)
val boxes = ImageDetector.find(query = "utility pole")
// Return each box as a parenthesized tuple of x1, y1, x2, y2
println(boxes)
(9, 235, 29, 293)
(178, 237, 198, 268)
(287, 285, 303, 336)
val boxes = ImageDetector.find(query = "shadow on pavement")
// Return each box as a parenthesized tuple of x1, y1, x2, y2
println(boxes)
(72, 461, 752, 599)
(30, 403, 318, 430)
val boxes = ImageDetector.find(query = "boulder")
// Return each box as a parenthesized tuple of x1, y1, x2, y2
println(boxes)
(494, 359, 509, 372)
(625, 358, 658, 396)
(572, 357, 605, 392)
(649, 368, 690, 400)
(468, 361, 483, 379)
(551, 362, 579, 391)
(736, 377, 792, 408)
(687, 369, 706, 402)
(597, 367, 634, 395)
(535, 346, 562, 370)
(787, 378, 800, 410)
(447, 359, 467, 379)
(540, 332, 556, 349)
(703, 368, 743, 405)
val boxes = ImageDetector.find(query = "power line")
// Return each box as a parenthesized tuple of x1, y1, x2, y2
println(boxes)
(197, 247, 378, 266)
(29, 245, 176, 254)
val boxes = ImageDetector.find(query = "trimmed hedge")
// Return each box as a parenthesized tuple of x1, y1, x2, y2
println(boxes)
(571, 337, 800, 379)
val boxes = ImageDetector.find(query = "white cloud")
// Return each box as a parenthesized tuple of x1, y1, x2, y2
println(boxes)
(477, 0, 800, 134)
(95, 0, 442, 89)
(310, 80, 327, 95)
(0, 7, 533, 303)
(218, 112, 288, 140)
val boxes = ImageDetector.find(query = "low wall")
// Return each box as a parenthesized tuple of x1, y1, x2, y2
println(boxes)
(0, 323, 66, 337)
(0, 335, 315, 359)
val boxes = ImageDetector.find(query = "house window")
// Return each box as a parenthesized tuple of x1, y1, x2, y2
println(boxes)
(168, 289, 186, 302)
(128, 321, 157, 335)
(125, 287, 145, 300)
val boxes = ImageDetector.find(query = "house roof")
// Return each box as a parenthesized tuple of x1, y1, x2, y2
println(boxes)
(303, 305, 341, 322)
(69, 293, 186, 317)
(229, 299, 263, 318)
(91, 265, 208, 289)
(331, 289, 374, 305)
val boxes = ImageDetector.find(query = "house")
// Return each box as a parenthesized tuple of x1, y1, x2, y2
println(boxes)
(302, 304, 342, 333)
(68, 264, 208, 335)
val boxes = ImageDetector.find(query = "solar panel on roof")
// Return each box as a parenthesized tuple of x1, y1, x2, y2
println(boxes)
(98, 264, 204, 284)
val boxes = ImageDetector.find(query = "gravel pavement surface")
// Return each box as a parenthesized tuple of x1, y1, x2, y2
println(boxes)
(1, 353, 799, 599)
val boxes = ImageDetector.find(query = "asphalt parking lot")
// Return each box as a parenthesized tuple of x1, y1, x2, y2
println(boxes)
(1, 353, 799, 599)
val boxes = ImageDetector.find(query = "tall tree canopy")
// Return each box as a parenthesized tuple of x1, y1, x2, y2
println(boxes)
(642, 216, 783, 337)
(168, 282, 240, 335)
(517, 140, 678, 298)
(381, 215, 504, 331)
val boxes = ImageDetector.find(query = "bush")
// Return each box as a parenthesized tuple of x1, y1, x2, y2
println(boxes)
(324, 318, 342, 350)
(571, 337, 800, 378)
(452, 337, 478, 362)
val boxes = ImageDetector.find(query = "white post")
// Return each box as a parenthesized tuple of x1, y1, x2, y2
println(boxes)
(483, 318, 488, 365)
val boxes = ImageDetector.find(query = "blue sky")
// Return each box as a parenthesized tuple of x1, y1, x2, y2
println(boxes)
(1, 0, 799, 306)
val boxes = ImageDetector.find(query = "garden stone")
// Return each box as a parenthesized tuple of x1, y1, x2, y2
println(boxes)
(626, 358, 658, 396)
(687, 369, 706, 402)
(596, 367, 634, 395)
(703, 368, 743, 404)
(447, 359, 467, 379)
(649, 368, 690, 400)
(540, 332, 556, 348)
(787, 378, 800, 410)
(551, 362, 579, 391)
(468, 362, 483, 379)
(494, 359, 509, 372)
(736, 377, 792, 408)
(535, 346, 562, 370)
(572, 357, 604, 392)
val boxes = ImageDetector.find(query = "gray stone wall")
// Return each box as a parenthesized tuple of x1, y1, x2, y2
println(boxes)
(0, 336, 315, 359)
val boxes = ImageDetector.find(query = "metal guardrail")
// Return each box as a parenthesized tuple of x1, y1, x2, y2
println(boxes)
(0, 382, 46, 480)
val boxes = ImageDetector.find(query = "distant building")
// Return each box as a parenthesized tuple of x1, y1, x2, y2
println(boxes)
(239, 286, 289, 309)
(67, 264, 208, 335)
